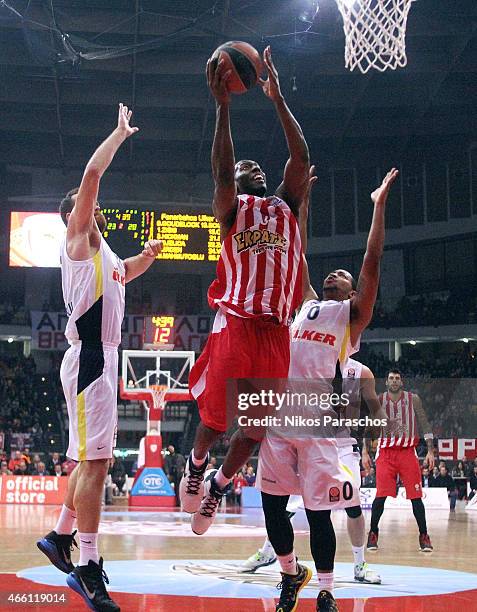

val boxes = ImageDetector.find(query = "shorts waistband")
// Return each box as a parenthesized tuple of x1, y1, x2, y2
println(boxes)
(69, 340, 118, 351)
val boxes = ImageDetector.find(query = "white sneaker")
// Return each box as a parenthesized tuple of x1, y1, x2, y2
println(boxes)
(179, 454, 208, 514)
(354, 562, 382, 584)
(241, 549, 277, 573)
(191, 470, 225, 535)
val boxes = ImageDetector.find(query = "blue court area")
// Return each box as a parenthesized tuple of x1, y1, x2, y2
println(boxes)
(19, 559, 477, 600)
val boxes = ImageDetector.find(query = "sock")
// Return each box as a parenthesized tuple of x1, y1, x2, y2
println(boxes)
(54, 504, 77, 535)
(352, 545, 365, 566)
(214, 466, 231, 489)
(317, 571, 334, 595)
(277, 552, 297, 575)
(191, 449, 207, 467)
(78, 532, 99, 566)
(260, 538, 275, 557)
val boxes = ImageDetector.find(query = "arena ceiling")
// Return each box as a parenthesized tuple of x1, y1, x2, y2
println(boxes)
(0, 0, 476, 176)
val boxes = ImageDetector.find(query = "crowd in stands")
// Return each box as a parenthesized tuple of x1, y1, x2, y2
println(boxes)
(0, 448, 75, 477)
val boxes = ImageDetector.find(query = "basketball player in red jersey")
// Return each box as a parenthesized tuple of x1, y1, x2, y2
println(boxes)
(180, 46, 309, 535)
(364, 369, 435, 553)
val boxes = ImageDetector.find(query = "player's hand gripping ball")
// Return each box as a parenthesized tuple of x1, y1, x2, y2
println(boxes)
(208, 40, 264, 96)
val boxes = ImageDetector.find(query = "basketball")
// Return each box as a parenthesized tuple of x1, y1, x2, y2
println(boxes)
(210, 41, 263, 94)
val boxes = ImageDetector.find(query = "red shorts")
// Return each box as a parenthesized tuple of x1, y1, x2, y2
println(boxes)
(376, 446, 422, 499)
(189, 310, 290, 433)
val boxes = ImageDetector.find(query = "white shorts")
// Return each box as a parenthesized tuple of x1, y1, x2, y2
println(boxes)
(61, 343, 118, 461)
(256, 436, 360, 511)
(284, 445, 362, 513)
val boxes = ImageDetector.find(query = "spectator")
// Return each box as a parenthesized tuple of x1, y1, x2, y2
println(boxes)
(53, 463, 65, 477)
(164, 445, 186, 507)
(430, 466, 440, 486)
(452, 460, 466, 478)
(32, 461, 48, 476)
(13, 460, 30, 476)
(31, 453, 42, 472)
(232, 471, 246, 506)
(421, 467, 431, 488)
(363, 467, 376, 487)
(47, 452, 63, 475)
(0, 460, 11, 475)
(8, 450, 23, 473)
(452, 460, 468, 500)
(433, 465, 458, 511)
(468, 466, 477, 502)
(110, 456, 127, 496)
(244, 466, 256, 487)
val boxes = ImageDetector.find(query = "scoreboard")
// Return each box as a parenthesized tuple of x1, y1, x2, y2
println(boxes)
(102, 209, 221, 261)
(9, 208, 221, 267)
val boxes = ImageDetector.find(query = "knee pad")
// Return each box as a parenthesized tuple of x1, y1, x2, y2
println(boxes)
(345, 505, 362, 519)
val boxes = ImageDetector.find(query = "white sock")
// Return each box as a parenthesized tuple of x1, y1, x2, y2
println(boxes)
(214, 466, 231, 489)
(277, 552, 297, 575)
(191, 449, 207, 467)
(317, 571, 334, 595)
(78, 532, 99, 566)
(260, 538, 275, 557)
(352, 545, 365, 566)
(54, 504, 77, 535)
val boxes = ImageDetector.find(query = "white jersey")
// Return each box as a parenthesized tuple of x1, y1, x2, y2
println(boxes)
(336, 357, 363, 448)
(289, 298, 356, 384)
(61, 237, 126, 347)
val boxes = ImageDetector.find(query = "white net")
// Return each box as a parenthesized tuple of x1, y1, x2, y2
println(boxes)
(150, 385, 168, 411)
(335, 0, 415, 74)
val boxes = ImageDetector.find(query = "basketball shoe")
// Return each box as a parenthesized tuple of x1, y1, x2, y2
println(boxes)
(275, 562, 312, 612)
(242, 548, 277, 572)
(366, 530, 379, 551)
(36, 530, 78, 573)
(419, 533, 433, 553)
(354, 561, 381, 584)
(191, 469, 227, 535)
(316, 589, 338, 611)
(179, 453, 209, 513)
(66, 558, 119, 612)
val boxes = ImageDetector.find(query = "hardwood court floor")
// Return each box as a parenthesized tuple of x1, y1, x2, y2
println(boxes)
(0, 503, 476, 611)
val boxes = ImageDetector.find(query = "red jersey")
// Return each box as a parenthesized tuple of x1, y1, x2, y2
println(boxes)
(378, 390, 419, 449)
(208, 194, 303, 325)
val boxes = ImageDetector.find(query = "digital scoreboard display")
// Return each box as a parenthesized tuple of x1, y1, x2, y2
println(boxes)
(9, 208, 221, 267)
(143, 315, 176, 346)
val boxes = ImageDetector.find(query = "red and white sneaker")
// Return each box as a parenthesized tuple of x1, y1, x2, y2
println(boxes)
(419, 533, 433, 553)
(191, 470, 226, 535)
(366, 530, 379, 551)
(179, 453, 209, 514)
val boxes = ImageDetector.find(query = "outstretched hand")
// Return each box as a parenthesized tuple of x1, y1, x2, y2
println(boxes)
(258, 46, 283, 102)
(371, 167, 399, 206)
(207, 57, 232, 105)
(141, 240, 163, 258)
(117, 103, 139, 137)
(301, 164, 318, 211)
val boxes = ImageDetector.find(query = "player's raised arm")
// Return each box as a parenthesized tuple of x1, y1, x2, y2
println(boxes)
(299, 165, 319, 303)
(413, 394, 435, 470)
(349, 168, 399, 346)
(68, 104, 138, 243)
(207, 58, 237, 231)
(259, 47, 309, 216)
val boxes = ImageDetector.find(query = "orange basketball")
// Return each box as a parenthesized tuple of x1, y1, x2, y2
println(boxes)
(210, 41, 263, 94)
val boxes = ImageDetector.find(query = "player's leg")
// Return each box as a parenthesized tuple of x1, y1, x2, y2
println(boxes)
(305, 509, 338, 612)
(263, 492, 312, 612)
(400, 448, 433, 552)
(367, 448, 397, 550)
(242, 510, 297, 572)
(37, 463, 79, 573)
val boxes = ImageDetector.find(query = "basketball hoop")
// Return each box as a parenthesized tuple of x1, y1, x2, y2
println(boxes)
(335, 0, 416, 74)
(149, 384, 169, 411)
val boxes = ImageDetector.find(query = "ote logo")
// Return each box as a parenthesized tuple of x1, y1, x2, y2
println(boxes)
(143, 473, 164, 490)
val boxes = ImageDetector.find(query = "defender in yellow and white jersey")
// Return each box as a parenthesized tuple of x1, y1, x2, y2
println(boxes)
(37, 104, 162, 612)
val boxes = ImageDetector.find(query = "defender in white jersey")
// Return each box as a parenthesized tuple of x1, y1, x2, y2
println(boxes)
(37, 104, 162, 612)
(255, 166, 399, 612)
(246, 358, 383, 586)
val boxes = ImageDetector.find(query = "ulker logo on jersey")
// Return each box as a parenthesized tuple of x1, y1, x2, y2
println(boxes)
(329, 486, 341, 502)
(233, 228, 287, 254)
(112, 267, 125, 286)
